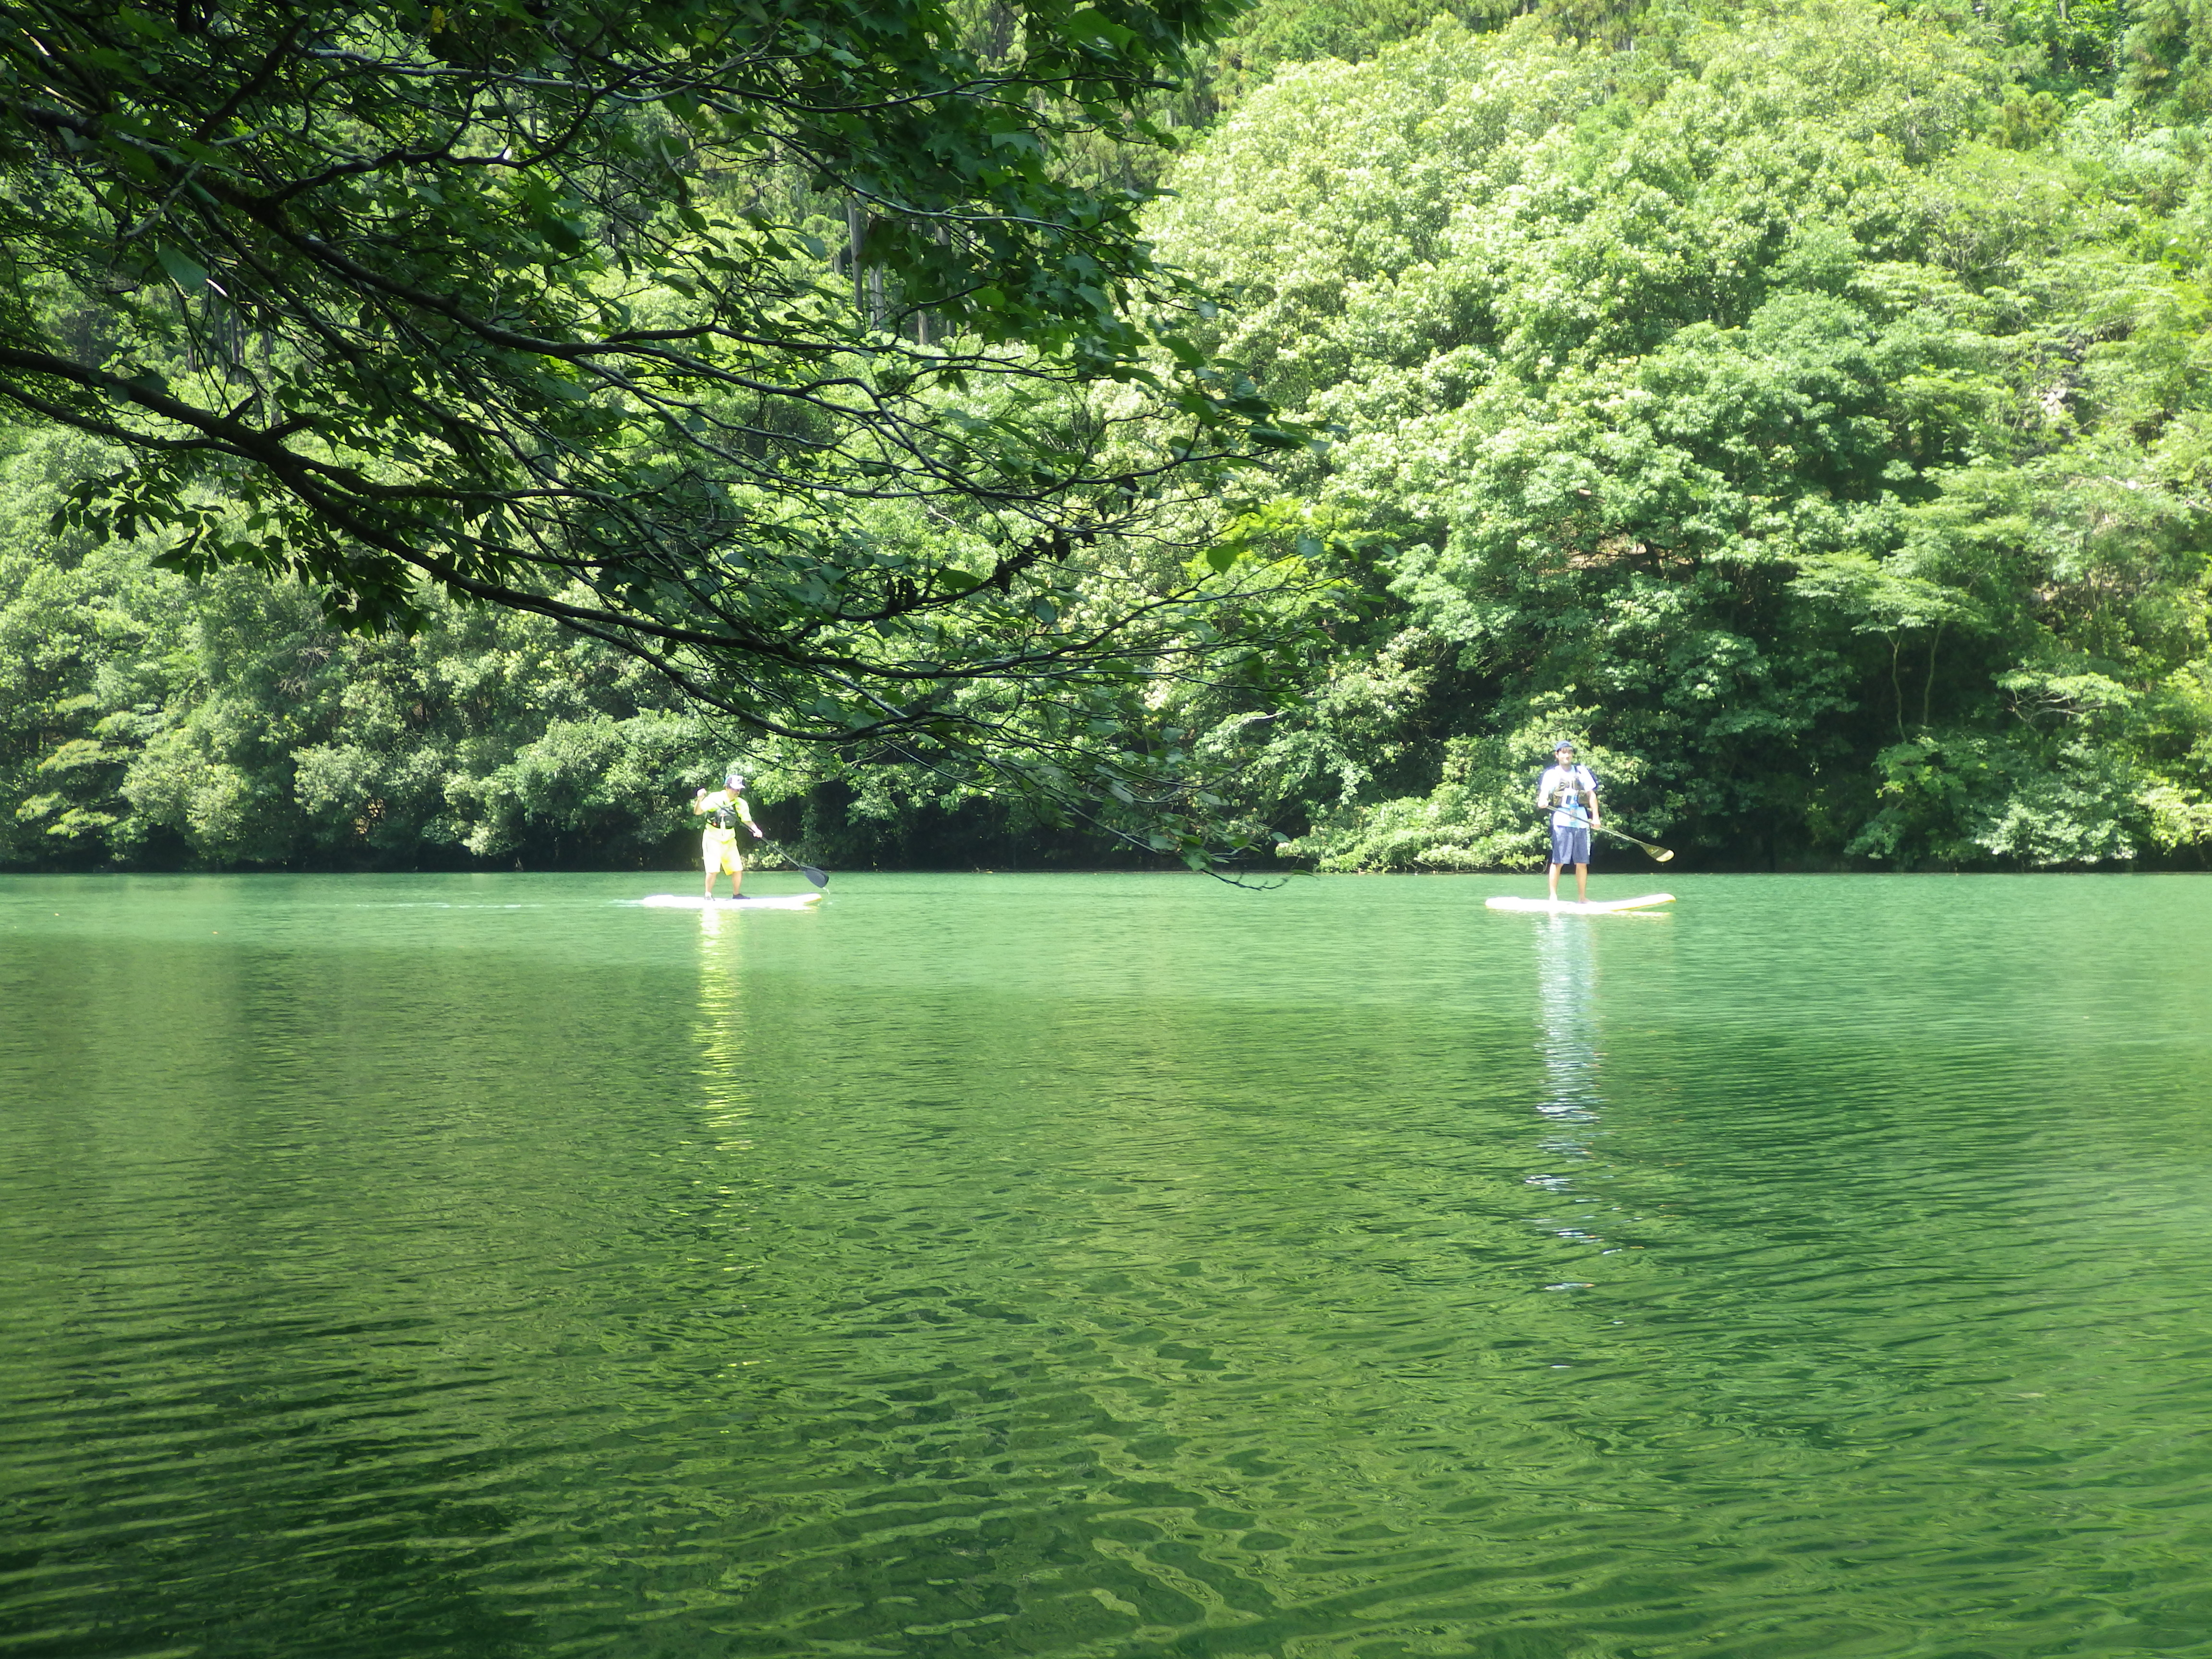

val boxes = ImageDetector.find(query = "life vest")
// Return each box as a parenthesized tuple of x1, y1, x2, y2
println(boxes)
(1546, 765, 1597, 817)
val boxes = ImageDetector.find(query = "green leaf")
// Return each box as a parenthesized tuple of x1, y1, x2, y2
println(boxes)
(155, 246, 208, 293)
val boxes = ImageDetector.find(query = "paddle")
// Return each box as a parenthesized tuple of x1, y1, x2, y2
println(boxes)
(758, 839, 830, 888)
(1546, 808, 1675, 863)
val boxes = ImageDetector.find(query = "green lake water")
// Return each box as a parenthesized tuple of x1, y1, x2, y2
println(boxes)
(3, 870, 2211, 1659)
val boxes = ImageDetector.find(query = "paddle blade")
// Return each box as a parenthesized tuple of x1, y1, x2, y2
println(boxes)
(761, 838, 829, 887)
(1653, 848, 1675, 862)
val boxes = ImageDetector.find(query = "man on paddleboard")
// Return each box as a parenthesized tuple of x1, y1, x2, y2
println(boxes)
(1538, 742, 1601, 902)
(692, 770, 764, 899)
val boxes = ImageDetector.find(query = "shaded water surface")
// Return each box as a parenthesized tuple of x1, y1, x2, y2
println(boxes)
(4, 871, 2211, 1658)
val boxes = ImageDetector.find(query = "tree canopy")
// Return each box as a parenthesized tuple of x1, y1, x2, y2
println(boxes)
(1147, 0, 2212, 869)
(0, 0, 1315, 863)
(7, 0, 2212, 872)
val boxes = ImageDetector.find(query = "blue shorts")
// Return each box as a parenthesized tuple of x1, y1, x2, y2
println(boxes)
(1550, 822, 1591, 866)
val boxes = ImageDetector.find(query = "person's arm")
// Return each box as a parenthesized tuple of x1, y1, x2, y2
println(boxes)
(691, 788, 709, 817)
(1584, 769, 1601, 827)
(1536, 769, 1554, 811)
(736, 794, 763, 837)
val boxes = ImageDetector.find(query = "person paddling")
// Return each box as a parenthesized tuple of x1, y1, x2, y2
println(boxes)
(1538, 741, 1601, 902)
(692, 769, 764, 899)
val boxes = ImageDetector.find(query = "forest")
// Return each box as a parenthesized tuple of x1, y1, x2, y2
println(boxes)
(4, 0, 2210, 872)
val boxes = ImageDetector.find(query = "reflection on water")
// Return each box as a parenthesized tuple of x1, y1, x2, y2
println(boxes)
(1535, 913, 1602, 1121)
(1528, 916, 1606, 1281)
(5, 871, 2212, 1659)
(695, 902, 751, 1131)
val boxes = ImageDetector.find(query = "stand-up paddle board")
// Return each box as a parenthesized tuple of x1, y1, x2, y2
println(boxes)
(639, 893, 823, 911)
(1485, 893, 1674, 914)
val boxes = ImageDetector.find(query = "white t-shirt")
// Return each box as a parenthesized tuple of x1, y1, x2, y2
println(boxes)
(1538, 764, 1598, 829)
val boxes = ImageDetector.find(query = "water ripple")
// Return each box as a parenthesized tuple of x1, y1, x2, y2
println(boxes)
(4, 872, 2212, 1656)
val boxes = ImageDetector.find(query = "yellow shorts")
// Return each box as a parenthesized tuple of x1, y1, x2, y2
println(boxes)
(702, 827, 745, 875)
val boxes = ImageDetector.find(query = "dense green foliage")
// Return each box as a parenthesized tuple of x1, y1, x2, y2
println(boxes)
(6, 0, 2211, 870)
(1149, 0, 2212, 869)
(2, 430, 708, 867)
(0, 0, 1313, 869)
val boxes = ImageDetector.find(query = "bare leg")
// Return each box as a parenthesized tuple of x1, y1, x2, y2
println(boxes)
(1573, 861, 1589, 902)
(1547, 860, 1562, 900)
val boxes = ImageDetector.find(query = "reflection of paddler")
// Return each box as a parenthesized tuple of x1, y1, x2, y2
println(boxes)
(1535, 914, 1600, 1119)
(691, 769, 764, 898)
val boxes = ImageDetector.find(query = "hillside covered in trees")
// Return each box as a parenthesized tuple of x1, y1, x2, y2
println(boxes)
(6, 0, 2211, 871)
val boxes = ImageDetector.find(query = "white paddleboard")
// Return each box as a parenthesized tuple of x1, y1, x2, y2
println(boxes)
(639, 892, 824, 911)
(1485, 892, 1674, 914)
